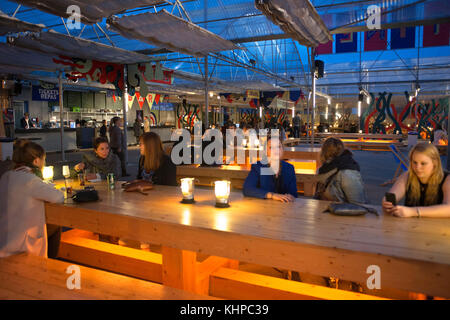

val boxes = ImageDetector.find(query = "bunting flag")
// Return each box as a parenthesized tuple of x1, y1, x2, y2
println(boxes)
(155, 94, 161, 105)
(146, 93, 156, 110)
(335, 33, 357, 53)
(316, 39, 333, 55)
(249, 99, 259, 109)
(365, 30, 387, 51)
(423, 23, 450, 47)
(391, 27, 415, 49)
(127, 94, 135, 109)
(135, 92, 145, 109)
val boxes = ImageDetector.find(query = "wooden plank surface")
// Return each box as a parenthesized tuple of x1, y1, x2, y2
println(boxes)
(0, 253, 214, 300)
(45, 183, 450, 297)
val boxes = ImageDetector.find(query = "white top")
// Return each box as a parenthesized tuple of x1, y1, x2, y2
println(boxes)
(0, 167, 64, 258)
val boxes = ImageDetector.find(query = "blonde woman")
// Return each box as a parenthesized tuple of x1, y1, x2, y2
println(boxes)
(382, 143, 450, 218)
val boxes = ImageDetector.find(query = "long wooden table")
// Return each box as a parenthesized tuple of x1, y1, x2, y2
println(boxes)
(45, 184, 450, 298)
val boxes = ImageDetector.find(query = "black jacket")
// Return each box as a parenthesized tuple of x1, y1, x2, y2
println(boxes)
(137, 154, 177, 186)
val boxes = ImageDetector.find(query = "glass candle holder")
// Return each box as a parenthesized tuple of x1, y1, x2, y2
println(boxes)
(214, 180, 230, 208)
(62, 165, 70, 179)
(242, 139, 248, 147)
(42, 166, 54, 182)
(180, 178, 195, 204)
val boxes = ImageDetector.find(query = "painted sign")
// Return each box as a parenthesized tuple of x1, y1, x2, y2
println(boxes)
(32, 85, 59, 101)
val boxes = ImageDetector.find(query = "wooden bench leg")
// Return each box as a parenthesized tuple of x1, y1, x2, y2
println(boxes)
(303, 183, 315, 197)
(162, 246, 197, 293)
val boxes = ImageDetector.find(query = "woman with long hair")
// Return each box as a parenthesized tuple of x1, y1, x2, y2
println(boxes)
(382, 143, 450, 217)
(0, 140, 64, 258)
(138, 132, 177, 186)
(315, 137, 367, 203)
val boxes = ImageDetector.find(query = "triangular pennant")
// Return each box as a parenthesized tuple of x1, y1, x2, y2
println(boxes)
(127, 94, 135, 109)
(146, 93, 156, 110)
(135, 92, 145, 109)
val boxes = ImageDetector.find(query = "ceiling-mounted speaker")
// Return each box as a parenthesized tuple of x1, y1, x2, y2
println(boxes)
(315, 60, 324, 79)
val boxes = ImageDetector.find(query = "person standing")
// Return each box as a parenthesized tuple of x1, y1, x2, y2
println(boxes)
(99, 119, 108, 139)
(143, 116, 150, 133)
(20, 113, 34, 129)
(109, 117, 128, 177)
(293, 112, 301, 138)
(133, 117, 143, 145)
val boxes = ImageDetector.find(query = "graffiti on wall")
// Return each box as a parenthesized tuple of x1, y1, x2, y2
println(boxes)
(360, 92, 449, 135)
(176, 103, 201, 129)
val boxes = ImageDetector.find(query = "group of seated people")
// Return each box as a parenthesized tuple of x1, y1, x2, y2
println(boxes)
(0, 131, 449, 262)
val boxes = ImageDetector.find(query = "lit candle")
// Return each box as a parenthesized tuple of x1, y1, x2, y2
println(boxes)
(242, 139, 247, 147)
(62, 165, 70, 178)
(180, 178, 195, 203)
(215, 180, 230, 208)
(42, 166, 54, 182)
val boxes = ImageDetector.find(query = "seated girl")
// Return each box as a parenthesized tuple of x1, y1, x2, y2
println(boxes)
(243, 135, 297, 202)
(0, 140, 64, 258)
(382, 143, 450, 218)
(74, 137, 121, 180)
(315, 137, 367, 203)
(137, 132, 177, 186)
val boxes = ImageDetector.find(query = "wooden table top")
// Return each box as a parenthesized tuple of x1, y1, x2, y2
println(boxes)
(47, 182, 450, 296)
(49, 183, 449, 266)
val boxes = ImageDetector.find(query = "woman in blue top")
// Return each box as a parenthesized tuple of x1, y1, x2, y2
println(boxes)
(243, 134, 297, 202)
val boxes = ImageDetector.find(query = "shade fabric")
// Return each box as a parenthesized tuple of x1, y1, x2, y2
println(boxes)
(0, 10, 44, 35)
(0, 43, 68, 72)
(107, 9, 241, 57)
(11, 0, 165, 24)
(255, 0, 332, 47)
(8, 30, 151, 64)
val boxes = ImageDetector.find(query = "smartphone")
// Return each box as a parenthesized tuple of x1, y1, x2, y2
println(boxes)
(385, 192, 397, 206)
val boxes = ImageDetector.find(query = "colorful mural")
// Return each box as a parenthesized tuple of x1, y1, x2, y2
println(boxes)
(361, 92, 449, 136)
(176, 103, 201, 129)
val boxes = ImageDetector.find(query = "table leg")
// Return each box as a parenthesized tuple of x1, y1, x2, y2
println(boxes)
(162, 246, 197, 293)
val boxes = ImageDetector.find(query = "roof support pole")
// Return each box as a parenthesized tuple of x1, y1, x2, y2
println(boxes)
(447, 97, 450, 172)
(122, 65, 128, 164)
(204, 55, 209, 129)
(58, 70, 65, 162)
(311, 48, 316, 146)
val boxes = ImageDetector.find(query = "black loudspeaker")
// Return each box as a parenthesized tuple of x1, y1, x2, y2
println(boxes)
(315, 60, 324, 78)
(14, 82, 22, 95)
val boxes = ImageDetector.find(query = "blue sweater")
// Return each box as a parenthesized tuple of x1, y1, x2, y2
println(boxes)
(243, 161, 298, 199)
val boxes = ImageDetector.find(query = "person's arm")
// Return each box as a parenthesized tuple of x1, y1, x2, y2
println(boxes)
(113, 154, 122, 180)
(159, 157, 177, 186)
(382, 171, 408, 214)
(285, 164, 298, 198)
(243, 164, 268, 199)
(137, 156, 143, 180)
(29, 177, 64, 203)
(392, 176, 450, 218)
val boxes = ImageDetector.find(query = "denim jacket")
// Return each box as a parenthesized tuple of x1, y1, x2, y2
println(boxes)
(316, 168, 368, 204)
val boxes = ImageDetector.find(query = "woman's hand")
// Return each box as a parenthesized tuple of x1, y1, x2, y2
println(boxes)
(268, 193, 295, 202)
(391, 205, 417, 218)
(381, 197, 397, 215)
(74, 162, 85, 172)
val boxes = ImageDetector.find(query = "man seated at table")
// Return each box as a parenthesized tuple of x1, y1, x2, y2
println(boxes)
(243, 134, 297, 202)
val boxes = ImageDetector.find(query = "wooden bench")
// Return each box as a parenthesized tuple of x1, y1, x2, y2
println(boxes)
(57, 230, 389, 300)
(209, 268, 387, 300)
(0, 253, 215, 300)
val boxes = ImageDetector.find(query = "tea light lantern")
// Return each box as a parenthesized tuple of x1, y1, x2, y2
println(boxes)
(214, 180, 230, 208)
(62, 165, 70, 178)
(242, 139, 248, 147)
(180, 178, 195, 203)
(42, 166, 54, 182)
